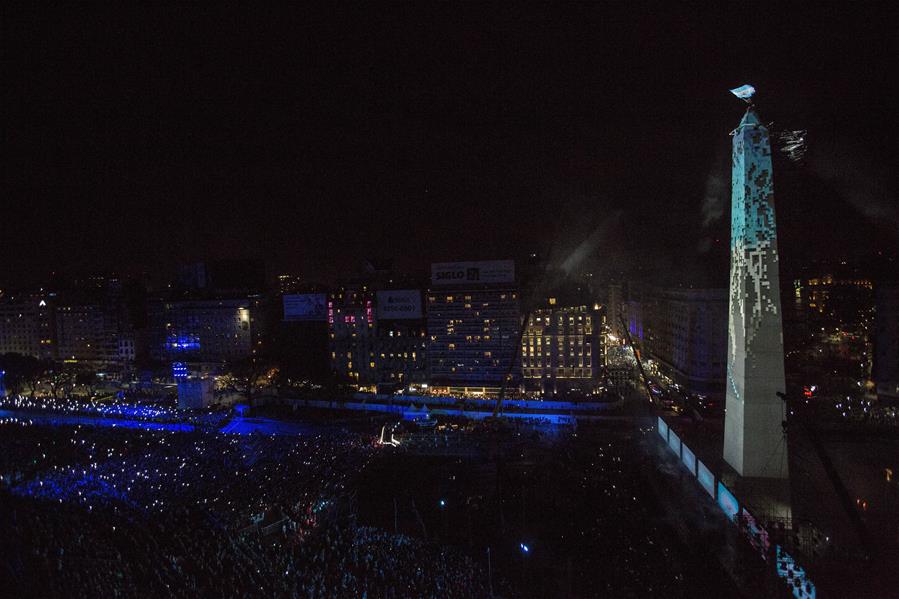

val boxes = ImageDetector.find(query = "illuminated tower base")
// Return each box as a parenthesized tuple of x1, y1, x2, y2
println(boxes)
(722, 108, 788, 479)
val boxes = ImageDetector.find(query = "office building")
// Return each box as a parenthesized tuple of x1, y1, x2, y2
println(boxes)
(427, 260, 520, 396)
(643, 288, 728, 396)
(55, 303, 122, 363)
(146, 297, 264, 364)
(0, 291, 56, 359)
(328, 285, 427, 389)
(521, 304, 602, 393)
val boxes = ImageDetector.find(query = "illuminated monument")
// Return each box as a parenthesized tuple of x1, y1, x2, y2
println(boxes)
(722, 86, 788, 479)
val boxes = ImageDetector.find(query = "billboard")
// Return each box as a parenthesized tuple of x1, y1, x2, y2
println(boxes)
(167, 334, 200, 353)
(283, 294, 327, 321)
(172, 362, 189, 379)
(775, 545, 816, 599)
(741, 507, 771, 561)
(717, 481, 739, 522)
(697, 459, 716, 497)
(657, 417, 669, 442)
(681, 443, 697, 475)
(668, 430, 682, 457)
(431, 260, 515, 286)
(376, 290, 422, 319)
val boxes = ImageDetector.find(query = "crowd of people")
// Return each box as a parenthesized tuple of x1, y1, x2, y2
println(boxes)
(1, 393, 186, 421)
(255, 525, 488, 598)
(0, 394, 237, 434)
(0, 416, 490, 597)
(487, 425, 693, 596)
(0, 390, 745, 597)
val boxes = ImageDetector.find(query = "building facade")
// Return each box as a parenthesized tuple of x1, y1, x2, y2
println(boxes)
(521, 304, 602, 393)
(427, 261, 520, 396)
(55, 303, 122, 363)
(0, 291, 56, 359)
(327, 285, 428, 388)
(643, 288, 728, 396)
(146, 297, 263, 364)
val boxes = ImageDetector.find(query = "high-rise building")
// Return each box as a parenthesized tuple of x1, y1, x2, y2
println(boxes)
(53, 276, 139, 370)
(722, 107, 788, 479)
(55, 303, 121, 363)
(521, 304, 602, 393)
(642, 288, 728, 397)
(427, 260, 520, 396)
(145, 297, 264, 364)
(327, 285, 427, 388)
(0, 291, 56, 359)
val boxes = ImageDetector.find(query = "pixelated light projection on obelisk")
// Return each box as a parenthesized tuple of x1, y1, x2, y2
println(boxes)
(723, 88, 789, 479)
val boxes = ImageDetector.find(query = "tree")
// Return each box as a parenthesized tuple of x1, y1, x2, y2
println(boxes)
(19, 355, 44, 397)
(44, 360, 76, 400)
(227, 353, 273, 406)
(0, 353, 47, 398)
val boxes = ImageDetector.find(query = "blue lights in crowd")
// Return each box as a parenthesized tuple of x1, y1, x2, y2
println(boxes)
(15, 471, 134, 507)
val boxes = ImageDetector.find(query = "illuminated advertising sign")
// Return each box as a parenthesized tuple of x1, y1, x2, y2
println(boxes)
(668, 430, 681, 457)
(283, 294, 327, 321)
(776, 545, 816, 599)
(741, 507, 771, 561)
(681, 444, 697, 475)
(167, 334, 200, 352)
(172, 362, 188, 379)
(376, 290, 422, 319)
(657, 417, 668, 442)
(717, 482, 739, 522)
(431, 260, 515, 286)
(697, 460, 715, 497)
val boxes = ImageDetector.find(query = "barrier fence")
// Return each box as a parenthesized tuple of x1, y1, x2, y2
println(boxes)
(656, 416, 816, 599)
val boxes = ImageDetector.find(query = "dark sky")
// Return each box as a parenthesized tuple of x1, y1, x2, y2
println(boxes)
(3, 5, 897, 288)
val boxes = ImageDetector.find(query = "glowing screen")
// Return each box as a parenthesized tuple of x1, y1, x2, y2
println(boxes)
(717, 481, 739, 522)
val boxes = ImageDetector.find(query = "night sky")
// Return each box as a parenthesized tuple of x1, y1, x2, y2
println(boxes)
(3, 5, 897, 288)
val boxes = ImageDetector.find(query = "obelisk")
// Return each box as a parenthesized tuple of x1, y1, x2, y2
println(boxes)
(722, 99, 789, 479)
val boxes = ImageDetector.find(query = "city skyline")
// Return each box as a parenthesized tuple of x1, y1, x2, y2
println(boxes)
(2, 7, 897, 596)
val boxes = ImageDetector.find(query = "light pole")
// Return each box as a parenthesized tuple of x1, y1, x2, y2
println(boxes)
(487, 546, 494, 598)
(519, 542, 529, 588)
